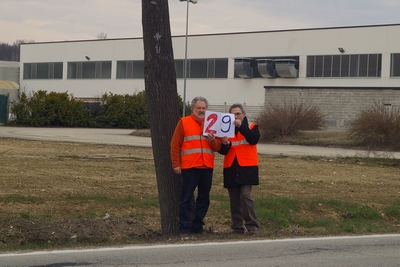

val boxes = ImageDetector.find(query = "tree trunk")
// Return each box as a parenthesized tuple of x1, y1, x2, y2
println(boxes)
(142, 0, 182, 235)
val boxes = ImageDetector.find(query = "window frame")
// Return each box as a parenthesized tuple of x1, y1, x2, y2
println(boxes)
(307, 54, 381, 78)
(67, 61, 112, 79)
(23, 62, 63, 80)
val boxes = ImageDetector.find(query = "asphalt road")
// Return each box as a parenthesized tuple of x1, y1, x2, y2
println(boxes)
(1, 126, 400, 158)
(1, 234, 400, 267)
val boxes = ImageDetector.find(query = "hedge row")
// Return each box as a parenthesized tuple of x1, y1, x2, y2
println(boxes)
(10, 91, 154, 128)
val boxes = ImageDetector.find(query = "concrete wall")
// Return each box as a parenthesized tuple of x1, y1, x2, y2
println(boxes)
(264, 87, 400, 130)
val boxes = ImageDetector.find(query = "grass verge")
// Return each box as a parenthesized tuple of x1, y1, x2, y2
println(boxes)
(1, 133, 400, 252)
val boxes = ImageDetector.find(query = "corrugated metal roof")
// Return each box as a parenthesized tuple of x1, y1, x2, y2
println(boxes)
(0, 80, 19, 90)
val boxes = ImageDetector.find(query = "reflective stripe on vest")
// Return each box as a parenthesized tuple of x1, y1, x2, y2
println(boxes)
(181, 147, 214, 156)
(182, 135, 214, 155)
(231, 139, 249, 146)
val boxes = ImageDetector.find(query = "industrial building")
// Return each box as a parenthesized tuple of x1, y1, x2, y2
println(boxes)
(18, 23, 400, 129)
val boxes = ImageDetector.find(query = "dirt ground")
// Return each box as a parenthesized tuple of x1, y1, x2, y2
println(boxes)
(1, 137, 400, 250)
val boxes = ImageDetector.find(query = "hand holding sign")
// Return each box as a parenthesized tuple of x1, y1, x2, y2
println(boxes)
(203, 110, 235, 138)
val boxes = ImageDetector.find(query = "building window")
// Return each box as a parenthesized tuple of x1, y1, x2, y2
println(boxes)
(23, 62, 63, 79)
(322, 55, 332, 77)
(175, 60, 184, 79)
(116, 60, 144, 79)
(341, 55, 350, 77)
(307, 54, 381, 78)
(332, 55, 341, 77)
(390, 53, 400, 77)
(118, 59, 227, 79)
(359, 54, 368, 77)
(190, 59, 208, 78)
(214, 58, 228, 78)
(67, 61, 111, 79)
(349, 55, 359, 77)
(368, 54, 380, 77)
(314, 56, 323, 77)
(175, 58, 228, 78)
(306, 56, 315, 77)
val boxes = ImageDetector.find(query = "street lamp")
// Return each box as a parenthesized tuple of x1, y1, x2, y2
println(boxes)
(180, 0, 197, 117)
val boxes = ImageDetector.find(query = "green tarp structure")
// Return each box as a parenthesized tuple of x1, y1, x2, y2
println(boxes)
(0, 80, 19, 125)
(0, 94, 8, 125)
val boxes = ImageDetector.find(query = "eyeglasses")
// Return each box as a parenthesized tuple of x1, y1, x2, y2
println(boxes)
(233, 112, 243, 116)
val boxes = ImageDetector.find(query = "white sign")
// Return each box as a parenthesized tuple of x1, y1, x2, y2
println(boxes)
(203, 110, 235, 138)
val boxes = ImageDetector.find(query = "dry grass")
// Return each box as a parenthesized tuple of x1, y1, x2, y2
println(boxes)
(1, 135, 400, 251)
(274, 130, 362, 148)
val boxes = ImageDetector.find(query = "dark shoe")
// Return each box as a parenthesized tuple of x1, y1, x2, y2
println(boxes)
(247, 229, 258, 235)
(180, 233, 190, 240)
(191, 230, 204, 235)
(190, 226, 204, 234)
(232, 229, 245, 234)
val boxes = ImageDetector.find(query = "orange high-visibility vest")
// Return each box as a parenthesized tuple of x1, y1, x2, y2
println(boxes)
(180, 116, 215, 169)
(223, 123, 258, 168)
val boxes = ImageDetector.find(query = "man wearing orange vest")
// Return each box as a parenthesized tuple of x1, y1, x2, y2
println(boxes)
(170, 96, 222, 237)
(220, 103, 260, 234)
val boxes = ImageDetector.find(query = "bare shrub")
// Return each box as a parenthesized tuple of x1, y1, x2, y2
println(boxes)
(256, 102, 325, 141)
(348, 102, 400, 150)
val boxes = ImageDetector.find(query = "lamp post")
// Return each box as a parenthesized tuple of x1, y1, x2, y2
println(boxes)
(180, 0, 197, 117)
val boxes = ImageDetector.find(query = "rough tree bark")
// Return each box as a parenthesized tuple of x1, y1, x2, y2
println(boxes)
(142, 0, 182, 235)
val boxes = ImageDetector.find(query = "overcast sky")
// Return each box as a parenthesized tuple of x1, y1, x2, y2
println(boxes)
(1, 0, 400, 44)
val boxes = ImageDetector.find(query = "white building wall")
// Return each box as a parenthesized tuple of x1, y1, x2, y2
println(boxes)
(20, 39, 146, 98)
(19, 24, 400, 125)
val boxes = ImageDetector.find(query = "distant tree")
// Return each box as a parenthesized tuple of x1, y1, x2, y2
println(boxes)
(13, 39, 35, 45)
(142, 0, 182, 235)
(0, 39, 34, 61)
(96, 32, 108, 39)
(0, 42, 18, 61)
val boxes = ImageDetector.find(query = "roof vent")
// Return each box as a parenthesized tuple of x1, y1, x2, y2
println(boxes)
(274, 59, 298, 78)
(234, 58, 254, 78)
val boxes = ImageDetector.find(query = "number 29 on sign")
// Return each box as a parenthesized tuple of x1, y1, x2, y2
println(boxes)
(203, 110, 235, 138)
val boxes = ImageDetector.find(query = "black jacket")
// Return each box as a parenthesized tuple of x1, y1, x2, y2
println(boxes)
(218, 117, 260, 188)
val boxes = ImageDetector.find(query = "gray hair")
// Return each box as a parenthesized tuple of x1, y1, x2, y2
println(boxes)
(229, 103, 246, 114)
(191, 96, 209, 109)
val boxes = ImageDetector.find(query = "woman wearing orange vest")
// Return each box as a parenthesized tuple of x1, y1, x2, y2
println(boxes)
(170, 96, 221, 237)
(219, 103, 260, 234)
